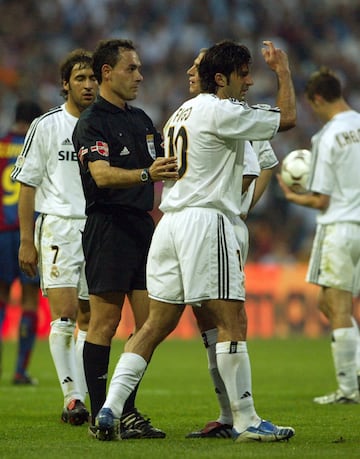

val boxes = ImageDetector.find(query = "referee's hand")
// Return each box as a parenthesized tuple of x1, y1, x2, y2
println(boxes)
(149, 157, 178, 182)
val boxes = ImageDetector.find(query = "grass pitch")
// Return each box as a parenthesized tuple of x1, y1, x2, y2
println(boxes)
(1, 337, 359, 458)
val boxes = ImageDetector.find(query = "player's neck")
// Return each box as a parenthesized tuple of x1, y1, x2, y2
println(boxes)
(328, 100, 352, 121)
(65, 100, 81, 118)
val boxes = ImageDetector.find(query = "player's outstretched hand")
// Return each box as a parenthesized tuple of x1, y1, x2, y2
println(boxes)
(262, 40, 290, 74)
(149, 156, 178, 182)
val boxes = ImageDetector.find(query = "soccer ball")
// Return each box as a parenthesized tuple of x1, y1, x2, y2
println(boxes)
(280, 149, 311, 193)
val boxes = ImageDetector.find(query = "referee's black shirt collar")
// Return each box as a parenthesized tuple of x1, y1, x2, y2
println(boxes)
(96, 95, 132, 113)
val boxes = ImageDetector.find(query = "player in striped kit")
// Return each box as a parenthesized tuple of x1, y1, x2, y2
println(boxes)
(278, 67, 360, 404)
(11, 49, 98, 424)
(94, 40, 297, 443)
(0, 100, 42, 385)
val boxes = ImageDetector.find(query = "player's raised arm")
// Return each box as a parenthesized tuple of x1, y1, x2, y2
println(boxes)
(262, 40, 296, 132)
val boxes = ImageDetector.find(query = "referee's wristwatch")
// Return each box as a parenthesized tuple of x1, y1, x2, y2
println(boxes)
(140, 168, 152, 183)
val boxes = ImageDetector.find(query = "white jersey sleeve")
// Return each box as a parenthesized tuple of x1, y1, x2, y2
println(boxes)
(240, 140, 278, 215)
(243, 141, 261, 177)
(255, 140, 278, 170)
(215, 98, 280, 141)
(11, 104, 86, 218)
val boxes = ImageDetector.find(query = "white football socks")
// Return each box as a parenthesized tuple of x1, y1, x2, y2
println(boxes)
(104, 352, 147, 418)
(331, 326, 358, 394)
(202, 328, 232, 425)
(350, 316, 360, 376)
(75, 328, 88, 399)
(49, 318, 83, 406)
(216, 341, 260, 433)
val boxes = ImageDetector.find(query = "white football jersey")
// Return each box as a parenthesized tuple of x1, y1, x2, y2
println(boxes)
(161, 94, 280, 217)
(308, 110, 360, 224)
(11, 104, 85, 218)
(241, 140, 278, 215)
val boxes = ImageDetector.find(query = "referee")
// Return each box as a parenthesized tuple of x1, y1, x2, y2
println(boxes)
(72, 38, 177, 440)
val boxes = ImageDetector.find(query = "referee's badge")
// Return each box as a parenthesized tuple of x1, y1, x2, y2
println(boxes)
(90, 141, 109, 157)
(146, 134, 156, 160)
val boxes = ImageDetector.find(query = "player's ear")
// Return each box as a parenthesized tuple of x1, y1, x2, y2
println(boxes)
(312, 94, 323, 106)
(214, 73, 226, 87)
(62, 80, 69, 93)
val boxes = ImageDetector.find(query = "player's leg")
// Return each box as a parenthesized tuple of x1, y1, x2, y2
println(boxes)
(47, 287, 89, 424)
(313, 286, 359, 404)
(351, 262, 360, 385)
(0, 231, 16, 379)
(186, 215, 250, 437)
(350, 316, 360, 387)
(0, 280, 10, 380)
(117, 288, 166, 439)
(75, 298, 90, 401)
(183, 210, 293, 442)
(187, 307, 233, 438)
(38, 215, 89, 424)
(13, 279, 39, 384)
(205, 298, 295, 442)
(204, 299, 257, 430)
(95, 299, 184, 441)
(0, 281, 9, 337)
(308, 222, 360, 404)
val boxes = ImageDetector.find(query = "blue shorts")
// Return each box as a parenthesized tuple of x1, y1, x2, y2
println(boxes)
(0, 230, 39, 285)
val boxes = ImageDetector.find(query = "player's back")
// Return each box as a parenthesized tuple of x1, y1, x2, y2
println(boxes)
(311, 110, 360, 223)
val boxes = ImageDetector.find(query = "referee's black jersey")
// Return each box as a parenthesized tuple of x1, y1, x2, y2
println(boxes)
(73, 96, 163, 215)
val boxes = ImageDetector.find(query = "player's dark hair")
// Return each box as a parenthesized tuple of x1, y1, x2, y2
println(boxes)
(305, 67, 342, 102)
(15, 100, 42, 124)
(199, 40, 252, 94)
(59, 49, 93, 99)
(93, 39, 136, 84)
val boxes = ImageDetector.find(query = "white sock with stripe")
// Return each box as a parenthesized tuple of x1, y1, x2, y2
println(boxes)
(216, 341, 260, 433)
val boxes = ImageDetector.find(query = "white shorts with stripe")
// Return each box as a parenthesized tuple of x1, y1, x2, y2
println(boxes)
(306, 222, 360, 296)
(35, 214, 89, 299)
(147, 208, 246, 305)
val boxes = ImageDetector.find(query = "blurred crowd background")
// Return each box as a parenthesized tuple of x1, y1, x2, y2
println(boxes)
(1, 0, 359, 263)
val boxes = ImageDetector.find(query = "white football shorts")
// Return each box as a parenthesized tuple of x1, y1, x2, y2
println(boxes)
(306, 222, 360, 295)
(147, 207, 246, 305)
(35, 214, 89, 299)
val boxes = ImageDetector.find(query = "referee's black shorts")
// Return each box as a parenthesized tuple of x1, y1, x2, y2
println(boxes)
(83, 209, 155, 294)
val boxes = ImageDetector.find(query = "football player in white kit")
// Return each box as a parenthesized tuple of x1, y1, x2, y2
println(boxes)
(11, 49, 98, 424)
(94, 39, 297, 443)
(185, 48, 279, 439)
(278, 67, 360, 404)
